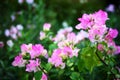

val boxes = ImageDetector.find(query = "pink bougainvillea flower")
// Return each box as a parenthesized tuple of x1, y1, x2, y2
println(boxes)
(88, 24, 107, 42)
(53, 27, 73, 43)
(93, 10, 109, 25)
(12, 55, 26, 67)
(5, 25, 23, 40)
(63, 46, 73, 58)
(29, 44, 44, 59)
(75, 30, 88, 43)
(26, 59, 40, 72)
(41, 73, 47, 80)
(39, 31, 46, 40)
(67, 32, 76, 44)
(108, 28, 118, 38)
(76, 14, 93, 30)
(72, 48, 79, 57)
(115, 46, 120, 54)
(105, 28, 118, 43)
(43, 23, 51, 31)
(21, 44, 32, 53)
(48, 49, 65, 68)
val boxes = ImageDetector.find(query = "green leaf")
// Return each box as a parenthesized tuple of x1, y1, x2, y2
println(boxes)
(80, 47, 100, 72)
(70, 72, 81, 80)
(45, 63, 52, 72)
(34, 71, 42, 80)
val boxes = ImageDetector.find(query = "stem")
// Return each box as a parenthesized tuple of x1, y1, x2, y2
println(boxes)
(39, 66, 47, 75)
(38, 66, 50, 80)
(95, 43, 117, 80)
(95, 49, 108, 66)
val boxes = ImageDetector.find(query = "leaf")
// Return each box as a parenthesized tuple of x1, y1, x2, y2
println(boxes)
(34, 71, 42, 80)
(45, 63, 52, 72)
(70, 72, 81, 80)
(80, 47, 99, 72)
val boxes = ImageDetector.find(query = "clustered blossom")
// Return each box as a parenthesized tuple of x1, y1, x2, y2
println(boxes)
(12, 55, 26, 67)
(43, 23, 51, 31)
(76, 10, 120, 54)
(48, 46, 79, 69)
(5, 24, 23, 40)
(12, 10, 120, 79)
(39, 23, 51, 40)
(26, 59, 40, 72)
(53, 27, 88, 48)
(21, 44, 48, 59)
(76, 10, 108, 42)
(12, 43, 47, 72)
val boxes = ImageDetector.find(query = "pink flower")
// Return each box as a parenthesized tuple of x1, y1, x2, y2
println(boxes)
(115, 46, 120, 54)
(41, 73, 47, 80)
(48, 49, 65, 68)
(88, 24, 107, 42)
(76, 30, 88, 43)
(105, 28, 118, 43)
(67, 32, 76, 43)
(10, 26, 18, 34)
(43, 23, 51, 31)
(39, 31, 46, 40)
(30, 44, 44, 59)
(72, 48, 79, 57)
(12, 55, 26, 67)
(26, 59, 40, 72)
(76, 14, 93, 30)
(53, 27, 73, 43)
(21, 44, 32, 53)
(93, 10, 109, 25)
(63, 46, 73, 58)
(108, 28, 118, 38)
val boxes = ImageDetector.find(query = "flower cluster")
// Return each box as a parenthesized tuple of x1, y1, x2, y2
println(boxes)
(5, 24, 23, 40)
(12, 44, 47, 72)
(53, 27, 88, 48)
(39, 23, 51, 40)
(76, 10, 120, 54)
(48, 46, 79, 69)
(48, 26, 85, 68)
(12, 10, 120, 80)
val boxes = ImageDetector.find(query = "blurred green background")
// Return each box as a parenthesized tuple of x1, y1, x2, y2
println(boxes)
(0, 0, 120, 80)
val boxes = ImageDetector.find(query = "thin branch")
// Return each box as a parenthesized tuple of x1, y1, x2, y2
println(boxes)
(95, 43, 117, 80)
(38, 66, 48, 75)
